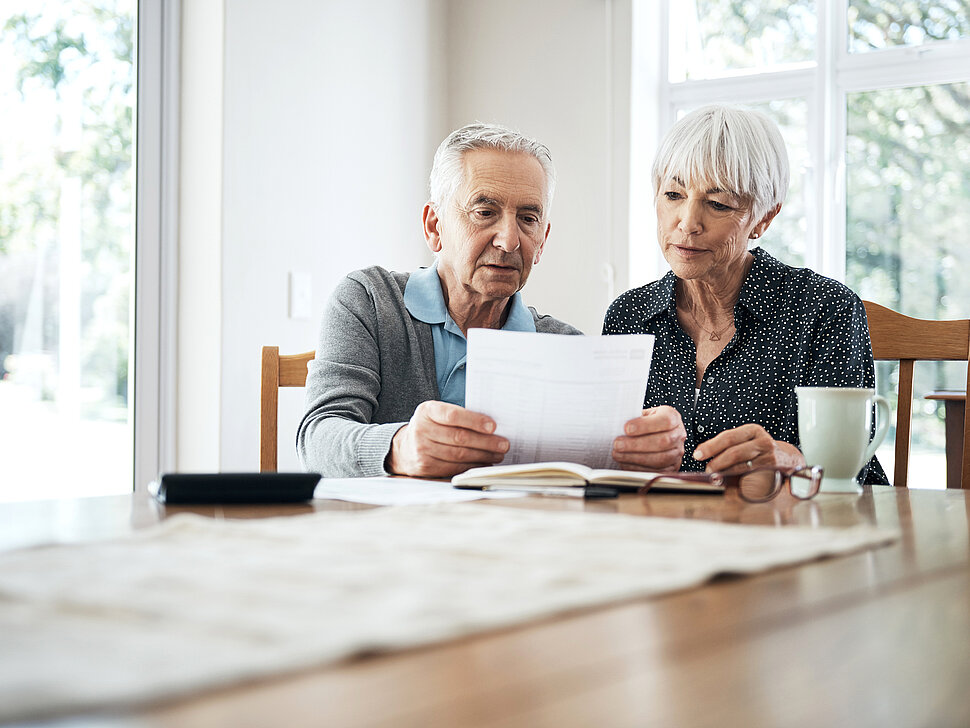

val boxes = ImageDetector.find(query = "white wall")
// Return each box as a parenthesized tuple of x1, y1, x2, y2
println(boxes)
(178, 0, 223, 472)
(445, 0, 632, 335)
(218, 0, 445, 470)
(178, 0, 634, 471)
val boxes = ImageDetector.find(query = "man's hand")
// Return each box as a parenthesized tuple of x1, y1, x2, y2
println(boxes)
(612, 405, 686, 471)
(692, 424, 805, 474)
(386, 401, 509, 478)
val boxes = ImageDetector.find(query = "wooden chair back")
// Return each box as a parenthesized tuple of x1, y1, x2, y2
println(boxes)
(260, 346, 315, 472)
(863, 301, 970, 488)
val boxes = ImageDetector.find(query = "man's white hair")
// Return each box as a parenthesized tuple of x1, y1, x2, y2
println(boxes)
(652, 105, 789, 220)
(429, 123, 556, 214)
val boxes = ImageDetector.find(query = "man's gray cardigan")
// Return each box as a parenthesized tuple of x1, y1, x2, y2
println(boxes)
(297, 266, 582, 477)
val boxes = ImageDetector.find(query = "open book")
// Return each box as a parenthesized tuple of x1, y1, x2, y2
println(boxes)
(452, 461, 724, 493)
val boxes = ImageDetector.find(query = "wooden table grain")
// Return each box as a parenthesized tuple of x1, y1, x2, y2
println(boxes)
(2, 485, 969, 728)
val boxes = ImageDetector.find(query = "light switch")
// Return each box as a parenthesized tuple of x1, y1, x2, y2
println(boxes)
(288, 271, 313, 320)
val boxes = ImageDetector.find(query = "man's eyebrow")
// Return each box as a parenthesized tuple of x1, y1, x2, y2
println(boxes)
(468, 196, 543, 216)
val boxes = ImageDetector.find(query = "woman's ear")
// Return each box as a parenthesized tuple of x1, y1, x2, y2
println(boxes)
(751, 203, 782, 239)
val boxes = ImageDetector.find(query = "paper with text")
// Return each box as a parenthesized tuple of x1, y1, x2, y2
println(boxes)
(314, 478, 526, 506)
(465, 331, 654, 469)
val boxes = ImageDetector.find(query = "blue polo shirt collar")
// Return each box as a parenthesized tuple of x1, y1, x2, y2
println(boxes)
(404, 261, 537, 335)
(404, 261, 449, 325)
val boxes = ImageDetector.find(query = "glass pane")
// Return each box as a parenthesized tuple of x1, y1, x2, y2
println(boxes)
(848, 1, 970, 54)
(845, 82, 970, 485)
(674, 98, 809, 266)
(669, 0, 816, 82)
(741, 98, 809, 267)
(0, 0, 136, 501)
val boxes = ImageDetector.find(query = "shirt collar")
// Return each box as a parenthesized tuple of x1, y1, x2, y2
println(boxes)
(641, 270, 679, 323)
(404, 259, 537, 334)
(404, 261, 448, 324)
(638, 246, 784, 324)
(737, 247, 786, 321)
(503, 291, 537, 332)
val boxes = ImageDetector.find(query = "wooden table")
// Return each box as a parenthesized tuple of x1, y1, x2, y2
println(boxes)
(926, 390, 967, 489)
(3, 486, 969, 728)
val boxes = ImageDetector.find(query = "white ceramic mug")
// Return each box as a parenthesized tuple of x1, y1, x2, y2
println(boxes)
(795, 387, 891, 494)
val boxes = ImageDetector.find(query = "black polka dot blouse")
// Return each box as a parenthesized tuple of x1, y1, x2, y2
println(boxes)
(603, 247, 889, 485)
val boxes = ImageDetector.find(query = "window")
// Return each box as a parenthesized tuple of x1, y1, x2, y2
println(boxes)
(0, 1, 137, 500)
(638, 0, 970, 486)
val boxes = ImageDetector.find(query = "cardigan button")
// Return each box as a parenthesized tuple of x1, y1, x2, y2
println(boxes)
(697, 424, 705, 433)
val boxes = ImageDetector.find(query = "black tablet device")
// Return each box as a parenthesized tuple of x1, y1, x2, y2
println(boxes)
(152, 472, 321, 504)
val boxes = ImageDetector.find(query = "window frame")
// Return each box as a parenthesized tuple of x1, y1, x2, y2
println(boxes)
(134, 0, 178, 492)
(638, 0, 970, 285)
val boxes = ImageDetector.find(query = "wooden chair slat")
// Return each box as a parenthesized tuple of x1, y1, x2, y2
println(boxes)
(260, 347, 315, 472)
(894, 360, 915, 489)
(863, 301, 970, 488)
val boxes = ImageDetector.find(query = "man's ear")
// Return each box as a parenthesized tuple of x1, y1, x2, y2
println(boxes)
(423, 204, 442, 253)
(752, 204, 782, 239)
(533, 222, 550, 265)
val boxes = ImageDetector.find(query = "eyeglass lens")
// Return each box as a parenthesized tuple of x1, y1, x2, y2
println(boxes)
(736, 470, 782, 502)
(789, 469, 819, 499)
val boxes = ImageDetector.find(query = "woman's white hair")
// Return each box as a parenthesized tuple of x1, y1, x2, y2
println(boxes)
(429, 123, 556, 214)
(652, 105, 789, 220)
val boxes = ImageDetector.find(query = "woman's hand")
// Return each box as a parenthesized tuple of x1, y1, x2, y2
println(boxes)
(612, 406, 686, 471)
(692, 423, 805, 474)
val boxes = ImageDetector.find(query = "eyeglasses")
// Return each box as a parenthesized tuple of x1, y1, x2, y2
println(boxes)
(725, 465, 824, 503)
(634, 466, 823, 503)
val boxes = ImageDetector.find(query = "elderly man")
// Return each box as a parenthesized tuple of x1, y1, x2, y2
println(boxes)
(298, 123, 686, 478)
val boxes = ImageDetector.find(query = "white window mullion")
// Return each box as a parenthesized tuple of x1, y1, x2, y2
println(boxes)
(805, 70, 823, 271)
(838, 39, 970, 91)
(653, 0, 675, 281)
(819, 0, 848, 282)
(666, 68, 815, 107)
(134, 0, 179, 492)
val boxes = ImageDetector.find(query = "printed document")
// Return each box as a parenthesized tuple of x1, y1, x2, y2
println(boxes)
(465, 330, 654, 469)
(314, 477, 525, 505)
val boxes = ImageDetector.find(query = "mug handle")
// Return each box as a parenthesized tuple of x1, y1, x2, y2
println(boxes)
(862, 394, 891, 465)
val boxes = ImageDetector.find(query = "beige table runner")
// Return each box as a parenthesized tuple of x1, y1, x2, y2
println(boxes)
(0, 503, 897, 722)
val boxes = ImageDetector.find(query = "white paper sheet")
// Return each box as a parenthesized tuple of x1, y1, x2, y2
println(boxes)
(465, 330, 654, 468)
(314, 477, 526, 505)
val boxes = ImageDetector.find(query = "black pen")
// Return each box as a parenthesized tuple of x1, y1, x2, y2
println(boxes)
(484, 485, 619, 499)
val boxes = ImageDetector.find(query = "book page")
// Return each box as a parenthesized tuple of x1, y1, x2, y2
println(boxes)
(452, 461, 594, 485)
(465, 331, 654, 469)
(587, 469, 724, 491)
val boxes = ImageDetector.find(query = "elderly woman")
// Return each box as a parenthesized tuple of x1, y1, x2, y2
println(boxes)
(604, 105, 887, 483)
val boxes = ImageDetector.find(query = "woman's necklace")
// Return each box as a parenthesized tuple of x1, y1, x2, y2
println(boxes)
(682, 304, 735, 342)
